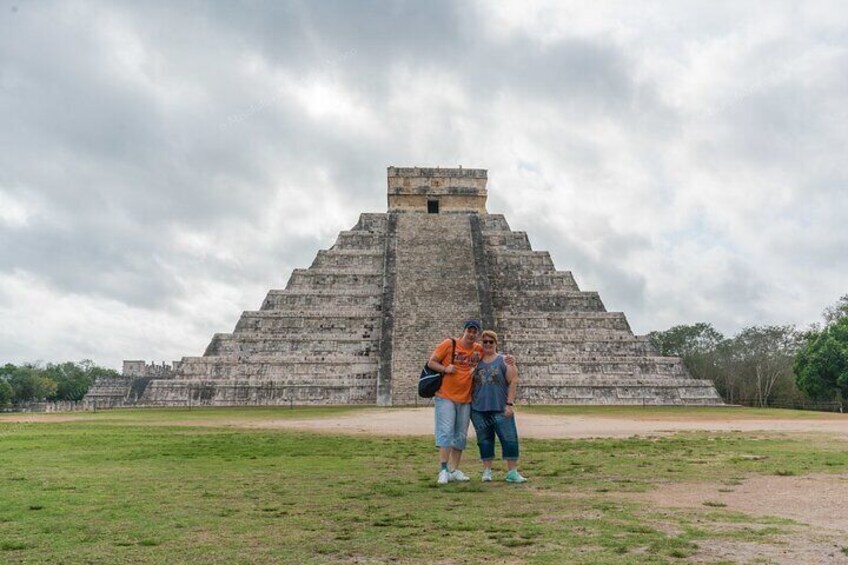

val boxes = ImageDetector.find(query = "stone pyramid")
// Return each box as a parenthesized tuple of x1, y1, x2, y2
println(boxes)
(87, 167, 722, 407)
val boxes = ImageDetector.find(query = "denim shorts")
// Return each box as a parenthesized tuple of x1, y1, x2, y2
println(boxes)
(470, 409, 520, 461)
(434, 396, 471, 450)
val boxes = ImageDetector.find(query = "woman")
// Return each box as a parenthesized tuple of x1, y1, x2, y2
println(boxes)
(470, 330, 527, 483)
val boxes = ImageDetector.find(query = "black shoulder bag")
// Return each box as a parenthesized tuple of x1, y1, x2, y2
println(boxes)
(417, 339, 455, 398)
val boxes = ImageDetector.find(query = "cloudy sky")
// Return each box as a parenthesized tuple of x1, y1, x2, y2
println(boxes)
(1, 1, 846, 369)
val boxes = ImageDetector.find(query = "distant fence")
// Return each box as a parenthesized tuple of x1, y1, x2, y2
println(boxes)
(1, 401, 94, 413)
(732, 398, 844, 413)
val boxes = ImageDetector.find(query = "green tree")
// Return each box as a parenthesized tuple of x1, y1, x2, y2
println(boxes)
(5, 364, 58, 403)
(0, 378, 13, 407)
(649, 323, 725, 357)
(0, 360, 116, 404)
(722, 326, 803, 407)
(795, 317, 848, 404)
(44, 361, 93, 401)
(648, 323, 727, 394)
(823, 294, 848, 326)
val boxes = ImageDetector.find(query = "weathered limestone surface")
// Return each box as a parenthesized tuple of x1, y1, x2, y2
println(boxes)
(90, 167, 722, 406)
(140, 213, 387, 406)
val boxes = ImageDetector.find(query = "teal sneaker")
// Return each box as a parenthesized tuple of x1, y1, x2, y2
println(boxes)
(505, 469, 527, 483)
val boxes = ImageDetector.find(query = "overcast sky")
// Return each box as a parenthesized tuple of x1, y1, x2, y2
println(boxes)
(1, 1, 846, 369)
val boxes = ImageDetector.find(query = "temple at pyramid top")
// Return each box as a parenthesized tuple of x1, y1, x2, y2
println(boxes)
(387, 166, 488, 213)
(86, 165, 723, 408)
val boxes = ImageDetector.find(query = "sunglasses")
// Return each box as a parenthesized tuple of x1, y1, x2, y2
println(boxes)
(481, 339, 496, 345)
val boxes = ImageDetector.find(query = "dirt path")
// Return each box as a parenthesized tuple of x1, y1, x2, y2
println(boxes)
(3, 408, 848, 439)
(203, 408, 848, 440)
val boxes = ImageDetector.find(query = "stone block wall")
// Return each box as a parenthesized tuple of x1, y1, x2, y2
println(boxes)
(479, 214, 721, 405)
(140, 213, 388, 406)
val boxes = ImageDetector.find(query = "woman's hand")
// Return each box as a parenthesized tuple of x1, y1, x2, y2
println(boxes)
(504, 405, 514, 418)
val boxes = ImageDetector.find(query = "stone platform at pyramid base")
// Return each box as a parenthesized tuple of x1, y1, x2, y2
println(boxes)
(94, 375, 723, 407)
(140, 378, 376, 406)
(521, 380, 723, 405)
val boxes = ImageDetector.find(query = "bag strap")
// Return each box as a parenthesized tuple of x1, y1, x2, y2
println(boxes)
(450, 338, 456, 365)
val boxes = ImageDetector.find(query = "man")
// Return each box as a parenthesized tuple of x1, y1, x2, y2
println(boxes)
(428, 319, 484, 484)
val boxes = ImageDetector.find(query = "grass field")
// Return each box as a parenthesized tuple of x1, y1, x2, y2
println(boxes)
(1, 407, 847, 564)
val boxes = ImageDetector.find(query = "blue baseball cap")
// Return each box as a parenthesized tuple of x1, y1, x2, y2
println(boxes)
(463, 319, 482, 332)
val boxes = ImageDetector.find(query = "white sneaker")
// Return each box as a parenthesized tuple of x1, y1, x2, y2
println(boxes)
(438, 469, 450, 484)
(450, 469, 471, 482)
(481, 468, 493, 482)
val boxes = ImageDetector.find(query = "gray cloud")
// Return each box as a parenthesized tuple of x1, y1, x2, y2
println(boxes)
(1, 0, 846, 366)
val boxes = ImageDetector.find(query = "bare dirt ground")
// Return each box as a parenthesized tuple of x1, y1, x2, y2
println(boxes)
(4, 407, 848, 440)
(186, 407, 848, 440)
(5, 408, 848, 563)
(628, 473, 848, 564)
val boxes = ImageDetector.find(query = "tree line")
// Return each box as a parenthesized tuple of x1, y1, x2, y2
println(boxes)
(649, 295, 848, 408)
(0, 360, 119, 407)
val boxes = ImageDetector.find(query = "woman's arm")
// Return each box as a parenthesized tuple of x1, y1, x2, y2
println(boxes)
(504, 362, 518, 417)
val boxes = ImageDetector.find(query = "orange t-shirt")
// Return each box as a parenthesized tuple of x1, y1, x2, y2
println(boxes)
(432, 338, 483, 404)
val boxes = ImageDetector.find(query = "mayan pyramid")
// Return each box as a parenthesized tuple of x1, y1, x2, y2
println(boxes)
(86, 167, 722, 407)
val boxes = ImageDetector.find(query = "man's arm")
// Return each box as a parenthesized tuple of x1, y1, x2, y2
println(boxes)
(427, 341, 456, 374)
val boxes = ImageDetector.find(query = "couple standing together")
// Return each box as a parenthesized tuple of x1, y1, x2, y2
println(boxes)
(427, 319, 527, 485)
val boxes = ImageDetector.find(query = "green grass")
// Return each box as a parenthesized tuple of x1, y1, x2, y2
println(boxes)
(1, 407, 847, 563)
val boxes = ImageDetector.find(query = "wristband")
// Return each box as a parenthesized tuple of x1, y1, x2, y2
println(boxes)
(506, 402, 514, 406)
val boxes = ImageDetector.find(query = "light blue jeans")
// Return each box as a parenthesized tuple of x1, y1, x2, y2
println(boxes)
(434, 396, 471, 450)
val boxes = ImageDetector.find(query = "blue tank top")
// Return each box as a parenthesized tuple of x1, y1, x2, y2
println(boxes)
(471, 355, 508, 412)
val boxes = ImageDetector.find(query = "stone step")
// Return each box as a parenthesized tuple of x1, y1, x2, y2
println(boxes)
(183, 351, 377, 364)
(331, 232, 386, 250)
(175, 360, 378, 382)
(351, 213, 388, 232)
(483, 232, 531, 250)
(84, 376, 133, 399)
(486, 249, 555, 268)
(202, 335, 379, 356)
(496, 311, 630, 330)
(237, 309, 379, 319)
(261, 290, 382, 310)
(508, 343, 653, 356)
(518, 384, 723, 404)
(179, 356, 377, 372)
(285, 270, 383, 290)
(234, 312, 379, 334)
(518, 375, 715, 386)
(493, 290, 606, 312)
(141, 378, 377, 405)
(514, 359, 689, 378)
(310, 250, 385, 271)
(207, 327, 380, 348)
(480, 214, 511, 231)
(490, 272, 579, 290)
